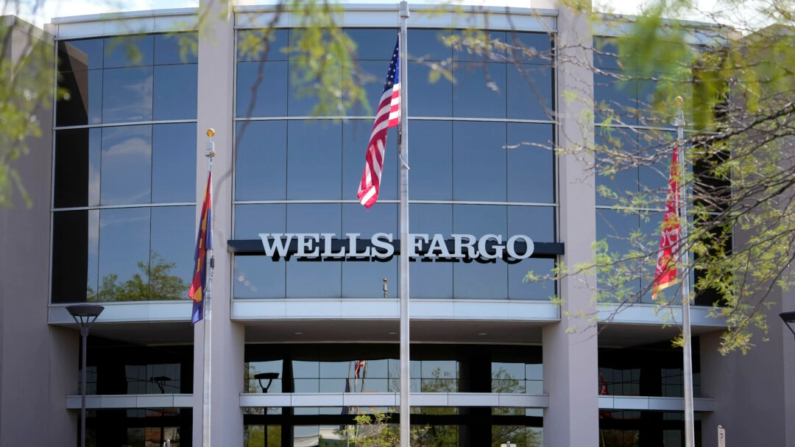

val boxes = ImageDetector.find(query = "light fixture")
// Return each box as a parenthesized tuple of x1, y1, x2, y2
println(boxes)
(254, 372, 279, 393)
(478, 332, 488, 336)
(67, 304, 104, 447)
(780, 311, 795, 340)
(294, 332, 303, 335)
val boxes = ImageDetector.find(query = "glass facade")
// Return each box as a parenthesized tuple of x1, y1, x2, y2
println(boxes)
(233, 28, 556, 300)
(84, 408, 192, 447)
(52, 34, 198, 303)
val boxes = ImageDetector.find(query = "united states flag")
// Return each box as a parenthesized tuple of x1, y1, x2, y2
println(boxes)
(357, 38, 401, 209)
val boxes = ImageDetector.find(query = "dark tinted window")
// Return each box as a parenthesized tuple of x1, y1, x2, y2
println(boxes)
(453, 63, 506, 118)
(57, 69, 103, 126)
(453, 122, 506, 201)
(507, 124, 554, 203)
(98, 208, 151, 301)
(408, 62, 453, 117)
(411, 120, 452, 200)
(152, 123, 196, 203)
(286, 121, 342, 200)
(595, 130, 640, 206)
(51, 210, 99, 303)
(103, 67, 153, 123)
(59, 39, 104, 71)
(342, 203, 398, 298)
(507, 65, 553, 120)
(453, 205, 508, 299)
(153, 64, 198, 120)
(596, 209, 641, 295)
(54, 128, 101, 208)
(236, 120, 288, 201)
(150, 206, 194, 299)
(154, 33, 198, 65)
(410, 204, 453, 298)
(104, 35, 154, 68)
(100, 125, 152, 206)
(346, 28, 397, 60)
(286, 204, 342, 297)
(236, 61, 288, 117)
(234, 204, 287, 298)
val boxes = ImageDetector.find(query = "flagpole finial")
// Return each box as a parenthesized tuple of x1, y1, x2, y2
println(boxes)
(674, 96, 685, 128)
(205, 128, 216, 158)
(399, 1, 409, 18)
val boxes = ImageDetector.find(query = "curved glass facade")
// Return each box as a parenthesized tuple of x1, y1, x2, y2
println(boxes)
(51, 34, 199, 303)
(233, 28, 557, 300)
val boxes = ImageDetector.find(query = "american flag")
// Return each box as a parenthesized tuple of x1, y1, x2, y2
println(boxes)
(357, 37, 401, 209)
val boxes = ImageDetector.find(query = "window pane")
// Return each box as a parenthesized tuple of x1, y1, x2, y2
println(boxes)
(233, 204, 287, 298)
(595, 71, 637, 125)
(98, 208, 151, 301)
(639, 210, 665, 303)
(154, 33, 198, 65)
(453, 63, 506, 118)
(54, 128, 101, 208)
(237, 29, 289, 62)
(453, 205, 508, 299)
(104, 35, 154, 68)
(51, 210, 99, 303)
(286, 204, 342, 297)
(342, 120, 397, 201)
(103, 67, 154, 123)
(408, 62, 453, 117)
(596, 209, 641, 295)
(453, 30, 506, 62)
(356, 60, 397, 118)
(236, 61, 288, 118)
(507, 65, 553, 121)
(508, 206, 555, 300)
(342, 203, 398, 298)
(509, 32, 553, 64)
(154, 64, 198, 120)
(152, 123, 197, 203)
(410, 204, 453, 298)
(409, 120, 452, 200)
(59, 39, 103, 71)
(453, 122, 506, 201)
(100, 125, 152, 205)
(150, 206, 194, 299)
(236, 121, 287, 201)
(507, 124, 554, 204)
(287, 121, 342, 200)
(408, 29, 452, 61)
(595, 130, 639, 206)
(346, 28, 397, 60)
(57, 69, 103, 126)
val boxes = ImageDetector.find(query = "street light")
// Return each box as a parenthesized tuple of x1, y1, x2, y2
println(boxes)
(253, 372, 279, 447)
(780, 311, 795, 340)
(67, 304, 104, 447)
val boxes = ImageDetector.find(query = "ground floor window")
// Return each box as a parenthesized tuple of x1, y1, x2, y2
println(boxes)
(82, 408, 191, 447)
(598, 411, 702, 447)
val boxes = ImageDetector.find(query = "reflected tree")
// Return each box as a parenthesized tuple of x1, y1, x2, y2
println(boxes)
(89, 251, 187, 301)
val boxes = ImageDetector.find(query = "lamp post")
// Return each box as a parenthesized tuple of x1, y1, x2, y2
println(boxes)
(780, 311, 795, 340)
(67, 304, 104, 447)
(254, 373, 279, 447)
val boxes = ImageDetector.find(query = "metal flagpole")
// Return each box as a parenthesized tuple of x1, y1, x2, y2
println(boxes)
(674, 97, 695, 447)
(203, 130, 216, 447)
(398, 2, 411, 447)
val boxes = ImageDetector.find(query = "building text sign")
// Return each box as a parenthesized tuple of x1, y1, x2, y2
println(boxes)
(227, 233, 564, 262)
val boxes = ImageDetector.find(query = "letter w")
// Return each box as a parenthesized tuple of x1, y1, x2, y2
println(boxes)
(259, 233, 294, 257)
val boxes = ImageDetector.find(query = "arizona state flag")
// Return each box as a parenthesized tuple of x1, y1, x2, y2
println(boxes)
(652, 146, 680, 300)
(190, 171, 213, 324)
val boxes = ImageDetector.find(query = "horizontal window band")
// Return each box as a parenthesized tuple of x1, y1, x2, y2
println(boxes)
(52, 203, 195, 212)
(234, 116, 556, 124)
(53, 119, 198, 130)
(228, 238, 563, 260)
(234, 200, 558, 206)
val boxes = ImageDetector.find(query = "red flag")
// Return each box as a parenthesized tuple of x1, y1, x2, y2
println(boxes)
(652, 146, 680, 300)
(190, 171, 213, 324)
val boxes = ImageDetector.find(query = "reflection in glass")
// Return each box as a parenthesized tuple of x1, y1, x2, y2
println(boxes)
(410, 121, 452, 200)
(103, 67, 153, 123)
(234, 204, 287, 299)
(286, 204, 342, 297)
(595, 130, 639, 206)
(287, 121, 342, 199)
(51, 210, 99, 303)
(57, 69, 103, 126)
(453, 122, 506, 201)
(237, 29, 289, 62)
(104, 35, 154, 68)
(100, 125, 152, 205)
(97, 207, 151, 301)
(453, 63, 506, 118)
(408, 29, 452, 61)
(595, 71, 637, 125)
(453, 205, 508, 299)
(410, 204, 453, 298)
(154, 33, 198, 65)
(153, 65, 198, 120)
(408, 62, 453, 117)
(236, 61, 288, 117)
(152, 123, 197, 203)
(54, 128, 101, 208)
(235, 121, 288, 201)
(342, 203, 398, 298)
(150, 206, 194, 299)
(506, 124, 554, 203)
(507, 65, 554, 121)
(596, 209, 641, 296)
(59, 38, 104, 71)
(346, 28, 397, 60)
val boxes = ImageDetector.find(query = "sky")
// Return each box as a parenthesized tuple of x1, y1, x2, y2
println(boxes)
(7, 0, 763, 30)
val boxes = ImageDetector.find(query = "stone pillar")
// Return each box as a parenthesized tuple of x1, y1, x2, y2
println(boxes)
(541, 3, 599, 447)
(192, 1, 246, 445)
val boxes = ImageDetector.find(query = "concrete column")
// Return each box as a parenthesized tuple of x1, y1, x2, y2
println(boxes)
(192, 1, 246, 445)
(701, 285, 795, 446)
(541, 3, 598, 447)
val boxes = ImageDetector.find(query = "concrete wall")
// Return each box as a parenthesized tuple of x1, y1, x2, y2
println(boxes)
(541, 4, 599, 447)
(0, 19, 79, 447)
(192, 0, 247, 445)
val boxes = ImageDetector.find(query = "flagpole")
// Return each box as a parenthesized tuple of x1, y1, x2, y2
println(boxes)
(398, 2, 411, 447)
(674, 97, 695, 447)
(202, 130, 216, 447)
